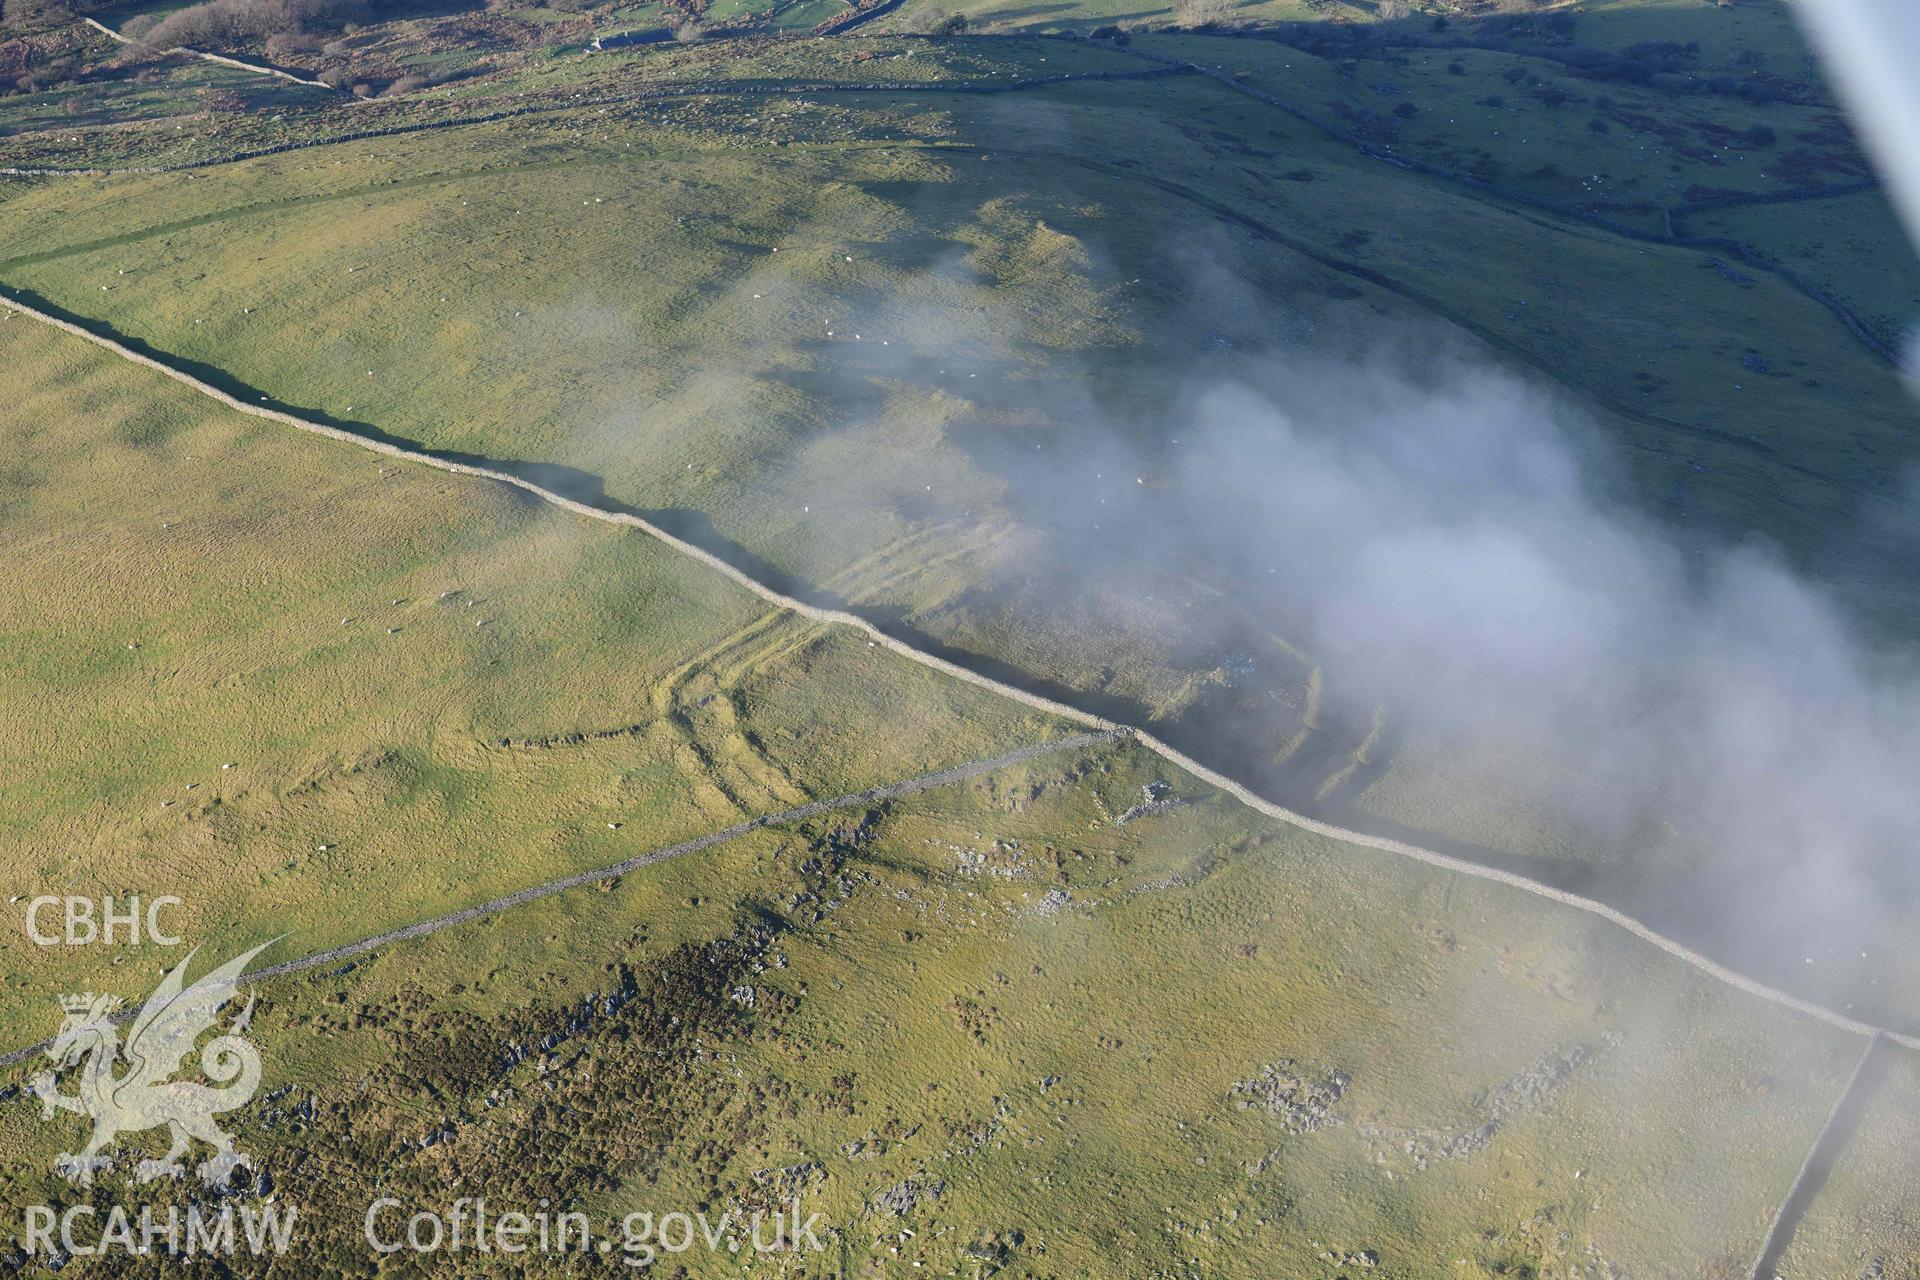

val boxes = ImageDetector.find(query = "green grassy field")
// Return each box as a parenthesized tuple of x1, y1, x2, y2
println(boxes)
(1543, 0, 1814, 78)
(4, 29, 1915, 1025)
(0, 275, 1879, 1278)
(0, 55, 330, 137)
(2, 2, 1917, 1268)
(1140, 33, 1867, 206)
(428, 30, 1145, 95)
(1118, 24, 1920, 352)
(0, 317, 1072, 1039)
(1779, 1048, 1920, 1280)
(1689, 190, 1920, 353)
(0, 733, 1871, 1275)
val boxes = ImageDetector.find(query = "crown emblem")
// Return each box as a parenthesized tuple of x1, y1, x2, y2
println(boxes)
(59, 993, 119, 1015)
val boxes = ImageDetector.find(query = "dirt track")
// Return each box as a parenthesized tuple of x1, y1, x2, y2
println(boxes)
(81, 16, 338, 91)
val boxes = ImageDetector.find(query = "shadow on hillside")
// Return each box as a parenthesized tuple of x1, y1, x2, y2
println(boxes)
(14, 0, 1918, 1050)
(1750, 1034, 1900, 1280)
(20, 285, 1644, 917)
(17, 283, 1885, 902)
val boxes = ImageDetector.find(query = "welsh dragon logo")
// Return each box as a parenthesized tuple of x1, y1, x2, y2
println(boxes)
(32, 942, 273, 1188)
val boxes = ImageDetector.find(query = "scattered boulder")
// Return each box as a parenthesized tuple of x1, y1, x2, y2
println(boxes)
(1232, 1058, 1350, 1133)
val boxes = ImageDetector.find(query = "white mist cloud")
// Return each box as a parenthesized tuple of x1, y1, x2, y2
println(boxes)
(529, 188, 1920, 1020)
(1162, 349, 1920, 1018)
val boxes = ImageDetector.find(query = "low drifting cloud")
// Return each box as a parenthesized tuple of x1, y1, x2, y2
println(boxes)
(1148, 346, 1920, 1013)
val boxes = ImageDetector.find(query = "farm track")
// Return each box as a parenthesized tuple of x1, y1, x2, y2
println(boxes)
(4, 288, 1914, 1062)
(80, 16, 339, 91)
(652, 613, 815, 814)
(0, 729, 1125, 1071)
